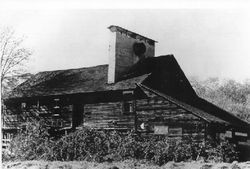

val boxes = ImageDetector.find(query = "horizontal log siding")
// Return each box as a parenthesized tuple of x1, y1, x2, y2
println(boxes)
(84, 102, 135, 130)
(136, 90, 205, 136)
(83, 90, 205, 138)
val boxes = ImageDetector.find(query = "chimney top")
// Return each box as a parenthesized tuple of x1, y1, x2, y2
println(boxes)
(108, 25, 157, 45)
(107, 25, 156, 84)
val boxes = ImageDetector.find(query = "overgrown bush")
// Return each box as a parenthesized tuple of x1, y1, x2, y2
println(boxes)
(2, 149, 15, 161)
(8, 120, 52, 161)
(4, 121, 239, 165)
(205, 138, 239, 163)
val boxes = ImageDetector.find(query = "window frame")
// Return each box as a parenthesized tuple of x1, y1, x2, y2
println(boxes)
(122, 101, 134, 115)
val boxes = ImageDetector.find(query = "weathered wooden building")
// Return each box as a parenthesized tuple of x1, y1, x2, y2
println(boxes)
(2, 25, 250, 147)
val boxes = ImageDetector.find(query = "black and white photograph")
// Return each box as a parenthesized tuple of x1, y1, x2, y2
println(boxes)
(1, 1, 250, 168)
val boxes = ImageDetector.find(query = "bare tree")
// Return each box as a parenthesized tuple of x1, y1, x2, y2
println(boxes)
(0, 28, 32, 96)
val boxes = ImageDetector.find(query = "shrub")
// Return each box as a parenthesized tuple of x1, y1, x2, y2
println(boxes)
(6, 120, 240, 165)
(205, 138, 239, 163)
(2, 149, 15, 162)
(49, 128, 111, 161)
(8, 120, 52, 161)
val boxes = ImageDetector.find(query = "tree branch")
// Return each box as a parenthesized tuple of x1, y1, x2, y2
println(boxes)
(0, 28, 31, 96)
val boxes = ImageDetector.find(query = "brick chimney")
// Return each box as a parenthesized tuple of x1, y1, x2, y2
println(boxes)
(107, 25, 156, 83)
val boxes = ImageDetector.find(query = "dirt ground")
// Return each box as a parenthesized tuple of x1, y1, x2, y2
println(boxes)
(2, 160, 250, 169)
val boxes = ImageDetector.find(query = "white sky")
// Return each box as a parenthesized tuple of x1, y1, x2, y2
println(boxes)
(1, 1, 250, 82)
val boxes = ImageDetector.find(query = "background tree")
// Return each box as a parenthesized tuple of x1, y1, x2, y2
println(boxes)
(0, 28, 32, 97)
(189, 76, 250, 123)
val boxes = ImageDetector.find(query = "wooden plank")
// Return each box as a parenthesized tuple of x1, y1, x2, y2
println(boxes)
(136, 106, 178, 111)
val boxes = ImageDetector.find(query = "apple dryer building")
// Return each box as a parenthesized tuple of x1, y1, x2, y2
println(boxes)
(2, 26, 250, 146)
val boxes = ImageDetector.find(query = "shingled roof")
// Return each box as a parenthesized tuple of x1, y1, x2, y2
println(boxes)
(7, 65, 149, 99)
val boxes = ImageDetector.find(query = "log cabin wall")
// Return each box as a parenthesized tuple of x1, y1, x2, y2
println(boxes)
(135, 90, 206, 138)
(81, 89, 206, 139)
(3, 89, 206, 140)
(83, 102, 135, 130)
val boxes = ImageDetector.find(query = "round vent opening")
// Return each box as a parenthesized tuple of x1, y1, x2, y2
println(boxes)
(133, 42, 146, 56)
